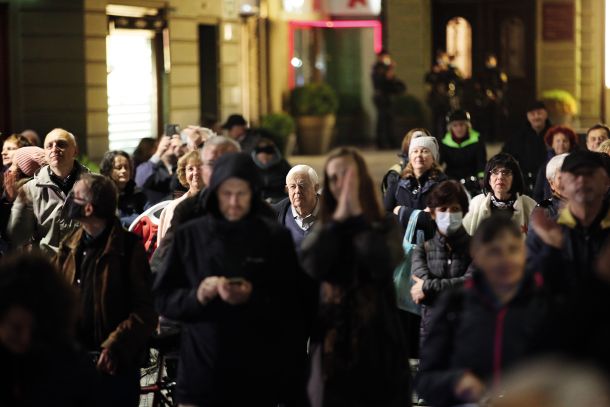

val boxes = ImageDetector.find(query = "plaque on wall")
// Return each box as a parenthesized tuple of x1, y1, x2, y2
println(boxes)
(543, 2, 574, 41)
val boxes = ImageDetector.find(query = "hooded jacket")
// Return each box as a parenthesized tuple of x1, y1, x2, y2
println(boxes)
(416, 271, 547, 407)
(153, 153, 308, 406)
(440, 129, 487, 181)
(8, 162, 88, 255)
(251, 145, 291, 204)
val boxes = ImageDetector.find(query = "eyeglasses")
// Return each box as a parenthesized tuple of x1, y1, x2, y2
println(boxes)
(490, 168, 513, 177)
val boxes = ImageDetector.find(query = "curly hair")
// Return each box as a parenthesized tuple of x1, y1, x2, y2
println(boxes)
(177, 150, 203, 187)
(543, 125, 578, 150)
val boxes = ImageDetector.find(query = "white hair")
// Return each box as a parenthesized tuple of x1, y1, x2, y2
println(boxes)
(286, 164, 319, 187)
(203, 135, 241, 152)
(546, 153, 569, 182)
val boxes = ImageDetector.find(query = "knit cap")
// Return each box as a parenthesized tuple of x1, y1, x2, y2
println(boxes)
(408, 136, 439, 162)
(14, 146, 46, 176)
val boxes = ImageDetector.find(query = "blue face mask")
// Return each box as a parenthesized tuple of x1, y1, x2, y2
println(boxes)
(435, 211, 463, 235)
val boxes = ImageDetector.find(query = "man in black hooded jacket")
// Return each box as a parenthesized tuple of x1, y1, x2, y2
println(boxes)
(153, 153, 308, 406)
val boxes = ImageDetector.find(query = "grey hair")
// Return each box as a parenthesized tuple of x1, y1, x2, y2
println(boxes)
(202, 135, 241, 152)
(286, 164, 319, 187)
(546, 153, 569, 182)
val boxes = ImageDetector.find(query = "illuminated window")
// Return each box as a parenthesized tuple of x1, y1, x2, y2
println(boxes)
(446, 17, 472, 78)
(106, 29, 157, 152)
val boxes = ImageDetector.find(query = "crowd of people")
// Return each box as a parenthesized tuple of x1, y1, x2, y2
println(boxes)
(1, 103, 610, 407)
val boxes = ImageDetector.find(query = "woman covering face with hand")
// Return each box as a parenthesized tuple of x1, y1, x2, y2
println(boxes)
(301, 147, 411, 407)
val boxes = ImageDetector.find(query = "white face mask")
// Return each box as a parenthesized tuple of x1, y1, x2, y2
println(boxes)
(435, 211, 463, 235)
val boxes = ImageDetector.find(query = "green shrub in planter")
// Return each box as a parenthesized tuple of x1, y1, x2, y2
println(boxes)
(290, 82, 339, 116)
(260, 112, 296, 153)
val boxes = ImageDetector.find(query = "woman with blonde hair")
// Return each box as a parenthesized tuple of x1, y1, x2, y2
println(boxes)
(157, 150, 204, 243)
(384, 134, 447, 238)
(381, 128, 431, 194)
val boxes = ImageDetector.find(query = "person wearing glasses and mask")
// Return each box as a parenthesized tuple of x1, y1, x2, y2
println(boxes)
(251, 138, 291, 204)
(463, 153, 537, 236)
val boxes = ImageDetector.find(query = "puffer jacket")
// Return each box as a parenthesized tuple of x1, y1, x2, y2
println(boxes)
(384, 169, 447, 240)
(411, 227, 472, 344)
(8, 162, 87, 255)
(416, 271, 547, 407)
(54, 218, 157, 369)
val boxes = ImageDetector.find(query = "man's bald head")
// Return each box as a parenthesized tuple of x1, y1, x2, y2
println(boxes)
(44, 128, 78, 177)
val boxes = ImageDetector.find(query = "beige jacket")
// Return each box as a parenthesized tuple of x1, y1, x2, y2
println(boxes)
(462, 193, 537, 235)
(8, 163, 87, 255)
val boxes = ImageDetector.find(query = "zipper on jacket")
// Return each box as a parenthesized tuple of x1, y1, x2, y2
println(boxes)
(493, 307, 508, 386)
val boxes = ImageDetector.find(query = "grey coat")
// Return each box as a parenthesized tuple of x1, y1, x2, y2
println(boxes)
(8, 163, 87, 255)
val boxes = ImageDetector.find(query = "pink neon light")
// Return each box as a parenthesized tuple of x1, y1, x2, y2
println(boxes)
(288, 19, 383, 88)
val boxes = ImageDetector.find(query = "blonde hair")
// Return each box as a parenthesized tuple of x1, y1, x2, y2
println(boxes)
(177, 150, 202, 187)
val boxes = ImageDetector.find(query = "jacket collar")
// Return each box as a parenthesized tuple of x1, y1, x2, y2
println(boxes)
(63, 217, 126, 257)
(442, 129, 481, 148)
(557, 205, 610, 230)
(33, 161, 87, 188)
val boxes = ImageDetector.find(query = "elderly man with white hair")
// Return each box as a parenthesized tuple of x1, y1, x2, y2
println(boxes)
(273, 164, 320, 251)
(536, 152, 569, 220)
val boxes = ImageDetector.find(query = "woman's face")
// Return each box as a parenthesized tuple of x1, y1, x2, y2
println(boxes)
(410, 147, 434, 174)
(326, 156, 358, 201)
(111, 155, 131, 190)
(185, 159, 204, 192)
(450, 121, 469, 139)
(2, 141, 19, 167)
(473, 230, 526, 291)
(431, 201, 462, 219)
(489, 166, 514, 198)
(551, 133, 570, 155)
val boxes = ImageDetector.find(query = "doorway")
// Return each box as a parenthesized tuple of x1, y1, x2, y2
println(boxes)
(106, 29, 159, 152)
(432, 0, 536, 140)
(199, 25, 219, 126)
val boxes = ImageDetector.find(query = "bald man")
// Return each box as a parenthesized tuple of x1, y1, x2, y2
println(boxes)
(8, 128, 88, 255)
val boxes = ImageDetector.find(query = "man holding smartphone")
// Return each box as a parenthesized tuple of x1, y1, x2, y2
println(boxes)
(154, 152, 308, 407)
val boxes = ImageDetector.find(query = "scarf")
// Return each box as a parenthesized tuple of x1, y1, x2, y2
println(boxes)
(490, 194, 515, 210)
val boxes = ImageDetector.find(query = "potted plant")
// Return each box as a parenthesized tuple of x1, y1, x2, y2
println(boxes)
(290, 82, 339, 154)
(541, 89, 578, 125)
(260, 112, 297, 158)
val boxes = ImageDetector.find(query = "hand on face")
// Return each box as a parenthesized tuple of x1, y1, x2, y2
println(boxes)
(328, 158, 362, 221)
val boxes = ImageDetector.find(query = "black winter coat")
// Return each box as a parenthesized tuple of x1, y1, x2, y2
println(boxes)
(526, 203, 610, 296)
(411, 227, 472, 344)
(301, 216, 411, 407)
(439, 131, 487, 181)
(117, 180, 147, 228)
(416, 272, 547, 407)
(501, 119, 551, 189)
(384, 169, 447, 240)
(153, 214, 307, 406)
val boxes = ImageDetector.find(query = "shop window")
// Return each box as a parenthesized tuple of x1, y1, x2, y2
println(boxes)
(446, 17, 472, 78)
(501, 17, 526, 78)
